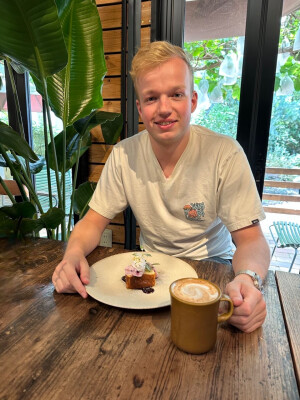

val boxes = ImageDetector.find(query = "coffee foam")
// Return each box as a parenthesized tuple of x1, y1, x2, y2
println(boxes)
(171, 278, 219, 304)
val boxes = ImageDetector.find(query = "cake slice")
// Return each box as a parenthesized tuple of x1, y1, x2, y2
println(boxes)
(124, 253, 158, 290)
(125, 270, 156, 289)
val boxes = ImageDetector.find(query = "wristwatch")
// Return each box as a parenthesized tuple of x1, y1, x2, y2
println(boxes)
(235, 270, 264, 294)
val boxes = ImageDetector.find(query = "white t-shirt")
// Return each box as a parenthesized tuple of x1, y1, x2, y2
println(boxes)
(89, 125, 265, 260)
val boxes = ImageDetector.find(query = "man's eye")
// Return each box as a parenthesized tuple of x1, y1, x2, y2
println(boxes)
(173, 93, 184, 98)
(145, 97, 156, 103)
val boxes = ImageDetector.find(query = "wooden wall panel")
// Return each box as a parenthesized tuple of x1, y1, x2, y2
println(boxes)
(103, 27, 150, 54)
(102, 100, 121, 113)
(102, 77, 121, 99)
(108, 224, 125, 244)
(98, 2, 151, 28)
(105, 54, 121, 76)
(107, 224, 140, 246)
(91, 1, 151, 248)
(141, 27, 151, 47)
(89, 164, 104, 182)
(96, 0, 120, 5)
(98, 5, 122, 29)
(102, 29, 121, 53)
(141, 2, 151, 26)
(90, 143, 113, 164)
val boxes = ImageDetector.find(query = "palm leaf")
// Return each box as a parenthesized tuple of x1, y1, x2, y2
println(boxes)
(0, 122, 38, 162)
(74, 110, 123, 145)
(0, 0, 68, 79)
(48, 125, 91, 172)
(33, 0, 107, 126)
(73, 181, 97, 218)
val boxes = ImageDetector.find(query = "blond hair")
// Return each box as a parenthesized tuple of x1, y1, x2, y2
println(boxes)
(130, 41, 194, 95)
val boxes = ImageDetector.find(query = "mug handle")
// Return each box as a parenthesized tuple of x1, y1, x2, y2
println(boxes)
(218, 294, 234, 323)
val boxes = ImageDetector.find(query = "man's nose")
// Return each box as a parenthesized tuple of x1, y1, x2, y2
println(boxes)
(158, 96, 172, 115)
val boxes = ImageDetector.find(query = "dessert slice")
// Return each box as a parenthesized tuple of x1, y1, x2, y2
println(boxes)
(125, 253, 158, 289)
(126, 269, 156, 289)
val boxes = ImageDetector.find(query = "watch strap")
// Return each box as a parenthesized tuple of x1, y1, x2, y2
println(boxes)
(235, 269, 264, 294)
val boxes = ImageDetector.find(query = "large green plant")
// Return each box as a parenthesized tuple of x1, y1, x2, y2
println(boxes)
(0, 0, 123, 240)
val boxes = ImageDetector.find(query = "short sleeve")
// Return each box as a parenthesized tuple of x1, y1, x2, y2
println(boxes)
(217, 143, 265, 232)
(89, 145, 129, 219)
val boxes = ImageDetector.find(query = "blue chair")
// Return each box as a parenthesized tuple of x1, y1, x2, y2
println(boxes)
(269, 221, 300, 272)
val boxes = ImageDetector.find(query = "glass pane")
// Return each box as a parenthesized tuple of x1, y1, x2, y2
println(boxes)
(262, 3, 300, 271)
(0, 61, 12, 206)
(0, 61, 8, 124)
(29, 75, 73, 230)
(184, 0, 248, 138)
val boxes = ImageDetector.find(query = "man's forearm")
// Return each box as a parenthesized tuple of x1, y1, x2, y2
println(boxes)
(232, 235, 270, 280)
(231, 224, 270, 280)
(64, 210, 110, 258)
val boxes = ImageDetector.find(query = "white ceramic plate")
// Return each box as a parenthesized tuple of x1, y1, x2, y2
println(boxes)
(86, 252, 198, 309)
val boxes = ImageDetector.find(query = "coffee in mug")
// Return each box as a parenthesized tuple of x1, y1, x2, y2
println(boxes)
(170, 278, 233, 354)
(171, 278, 219, 303)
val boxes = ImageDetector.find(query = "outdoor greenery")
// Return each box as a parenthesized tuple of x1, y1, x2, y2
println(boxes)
(0, 0, 123, 240)
(184, 9, 300, 168)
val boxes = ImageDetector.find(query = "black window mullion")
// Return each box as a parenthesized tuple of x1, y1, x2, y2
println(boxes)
(151, 0, 185, 46)
(124, 0, 141, 250)
(4, 63, 32, 148)
(237, 0, 283, 197)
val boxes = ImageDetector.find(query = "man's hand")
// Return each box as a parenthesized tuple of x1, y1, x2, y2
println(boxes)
(52, 253, 90, 299)
(51, 209, 111, 298)
(225, 276, 266, 333)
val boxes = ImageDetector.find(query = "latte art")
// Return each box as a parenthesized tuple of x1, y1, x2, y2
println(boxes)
(171, 278, 219, 303)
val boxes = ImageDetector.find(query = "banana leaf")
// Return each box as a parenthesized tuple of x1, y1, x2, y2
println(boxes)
(0, 202, 36, 219)
(0, 0, 68, 79)
(0, 204, 65, 237)
(48, 126, 91, 172)
(73, 181, 97, 218)
(20, 207, 65, 234)
(0, 122, 38, 162)
(32, 0, 107, 127)
(73, 110, 123, 145)
(0, 154, 45, 176)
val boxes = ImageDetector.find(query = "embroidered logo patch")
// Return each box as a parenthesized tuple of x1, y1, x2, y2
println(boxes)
(183, 203, 205, 221)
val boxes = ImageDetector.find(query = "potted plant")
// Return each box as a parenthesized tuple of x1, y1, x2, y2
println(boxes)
(0, 0, 123, 240)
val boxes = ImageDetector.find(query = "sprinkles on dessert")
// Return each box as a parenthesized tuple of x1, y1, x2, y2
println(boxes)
(123, 253, 158, 292)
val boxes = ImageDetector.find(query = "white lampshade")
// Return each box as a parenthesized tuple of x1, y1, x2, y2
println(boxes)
(199, 79, 209, 94)
(277, 75, 294, 96)
(293, 26, 300, 51)
(276, 52, 290, 73)
(219, 53, 238, 78)
(281, 37, 291, 51)
(210, 85, 223, 103)
(196, 88, 211, 110)
(237, 55, 244, 77)
(237, 36, 245, 56)
(223, 75, 237, 86)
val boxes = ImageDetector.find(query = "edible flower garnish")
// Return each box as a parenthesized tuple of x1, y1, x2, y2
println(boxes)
(125, 253, 158, 277)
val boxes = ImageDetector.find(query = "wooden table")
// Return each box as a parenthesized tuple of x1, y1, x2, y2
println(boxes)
(0, 238, 299, 400)
(276, 271, 300, 392)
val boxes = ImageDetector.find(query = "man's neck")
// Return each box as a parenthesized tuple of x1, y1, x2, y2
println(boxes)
(150, 132, 190, 178)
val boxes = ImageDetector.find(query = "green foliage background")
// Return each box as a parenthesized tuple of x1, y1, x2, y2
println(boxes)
(184, 9, 300, 168)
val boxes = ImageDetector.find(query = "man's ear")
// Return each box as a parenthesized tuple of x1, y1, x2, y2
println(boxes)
(191, 90, 198, 113)
(136, 99, 142, 118)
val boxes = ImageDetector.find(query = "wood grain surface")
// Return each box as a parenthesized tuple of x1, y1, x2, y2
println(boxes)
(0, 238, 299, 400)
(276, 271, 300, 392)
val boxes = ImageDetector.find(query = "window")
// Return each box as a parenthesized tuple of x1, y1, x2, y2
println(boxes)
(184, 0, 248, 138)
(262, 5, 300, 215)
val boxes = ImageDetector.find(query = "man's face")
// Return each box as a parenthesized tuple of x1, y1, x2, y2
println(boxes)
(135, 58, 197, 148)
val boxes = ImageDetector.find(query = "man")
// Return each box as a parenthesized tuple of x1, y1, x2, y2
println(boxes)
(52, 41, 270, 333)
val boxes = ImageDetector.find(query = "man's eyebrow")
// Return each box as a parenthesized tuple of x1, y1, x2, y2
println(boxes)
(142, 85, 187, 96)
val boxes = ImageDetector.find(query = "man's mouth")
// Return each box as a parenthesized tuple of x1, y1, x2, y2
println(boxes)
(155, 121, 176, 126)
